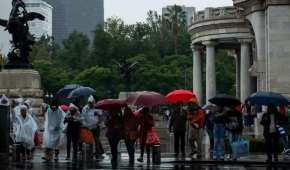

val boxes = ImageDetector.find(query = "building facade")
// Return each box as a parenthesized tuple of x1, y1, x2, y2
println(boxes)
(162, 5, 196, 26)
(189, 1, 290, 104)
(44, 0, 104, 44)
(24, 0, 53, 38)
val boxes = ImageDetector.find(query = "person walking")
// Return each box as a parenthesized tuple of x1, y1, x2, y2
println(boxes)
(81, 95, 104, 159)
(169, 102, 187, 158)
(123, 106, 138, 164)
(105, 108, 123, 164)
(260, 105, 279, 162)
(213, 106, 227, 160)
(14, 105, 38, 161)
(225, 106, 243, 160)
(187, 102, 204, 159)
(137, 107, 155, 163)
(42, 100, 66, 161)
(203, 105, 215, 159)
(64, 104, 82, 160)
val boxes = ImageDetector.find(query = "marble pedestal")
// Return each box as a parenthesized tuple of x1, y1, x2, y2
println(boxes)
(0, 69, 43, 117)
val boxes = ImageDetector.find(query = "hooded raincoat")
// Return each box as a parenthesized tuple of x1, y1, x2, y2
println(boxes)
(43, 107, 66, 149)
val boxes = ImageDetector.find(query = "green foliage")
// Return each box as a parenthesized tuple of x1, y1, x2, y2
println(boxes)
(74, 66, 120, 98)
(32, 59, 70, 93)
(216, 50, 236, 95)
(57, 32, 90, 72)
(30, 11, 235, 100)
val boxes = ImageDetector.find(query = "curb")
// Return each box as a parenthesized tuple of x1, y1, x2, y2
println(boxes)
(162, 160, 290, 165)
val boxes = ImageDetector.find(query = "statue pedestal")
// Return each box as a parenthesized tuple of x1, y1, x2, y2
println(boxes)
(0, 69, 43, 117)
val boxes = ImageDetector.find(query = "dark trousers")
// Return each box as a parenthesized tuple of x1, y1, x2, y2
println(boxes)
(108, 137, 120, 162)
(91, 127, 104, 155)
(265, 133, 279, 160)
(67, 132, 79, 159)
(174, 130, 185, 155)
(140, 143, 151, 161)
(125, 139, 136, 162)
(15, 143, 31, 161)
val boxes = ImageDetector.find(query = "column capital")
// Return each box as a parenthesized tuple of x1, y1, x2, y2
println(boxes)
(238, 38, 253, 44)
(191, 44, 203, 51)
(202, 40, 217, 46)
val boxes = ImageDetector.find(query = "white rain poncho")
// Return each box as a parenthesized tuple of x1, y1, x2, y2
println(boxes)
(81, 105, 102, 129)
(43, 107, 66, 149)
(15, 106, 38, 149)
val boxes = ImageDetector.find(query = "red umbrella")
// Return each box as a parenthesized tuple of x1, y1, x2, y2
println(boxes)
(95, 99, 126, 110)
(126, 91, 167, 107)
(166, 89, 196, 104)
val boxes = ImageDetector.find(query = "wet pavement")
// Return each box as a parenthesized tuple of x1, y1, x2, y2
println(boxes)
(3, 151, 290, 170)
(4, 118, 290, 169)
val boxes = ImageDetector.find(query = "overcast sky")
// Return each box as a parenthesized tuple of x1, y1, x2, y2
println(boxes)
(0, 0, 232, 54)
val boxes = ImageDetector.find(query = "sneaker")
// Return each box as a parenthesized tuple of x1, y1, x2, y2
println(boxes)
(137, 157, 143, 162)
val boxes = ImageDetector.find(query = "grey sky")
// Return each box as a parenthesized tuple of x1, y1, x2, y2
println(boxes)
(0, 0, 232, 54)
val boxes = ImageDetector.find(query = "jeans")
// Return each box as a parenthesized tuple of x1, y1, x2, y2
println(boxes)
(213, 124, 225, 159)
(125, 139, 136, 162)
(265, 133, 279, 160)
(280, 135, 289, 150)
(174, 130, 185, 155)
(228, 132, 240, 159)
(206, 129, 214, 156)
(189, 127, 202, 155)
(66, 132, 79, 159)
(108, 137, 120, 162)
(91, 127, 104, 155)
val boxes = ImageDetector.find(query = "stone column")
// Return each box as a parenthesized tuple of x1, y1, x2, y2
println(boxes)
(235, 50, 241, 99)
(240, 39, 252, 102)
(228, 50, 241, 99)
(203, 41, 216, 103)
(192, 44, 203, 104)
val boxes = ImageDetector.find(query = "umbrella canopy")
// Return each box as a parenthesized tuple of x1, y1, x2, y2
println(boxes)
(166, 89, 196, 104)
(126, 91, 167, 107)
(95, 99, 126, 110)
(246, 91, 289, 106)
(55, 84, 82, 99)
(67, 87, 96, 99)
(209, 94, 241, 106)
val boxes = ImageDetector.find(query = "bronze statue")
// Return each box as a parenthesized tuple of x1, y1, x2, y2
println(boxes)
(0, 0, 45, 69)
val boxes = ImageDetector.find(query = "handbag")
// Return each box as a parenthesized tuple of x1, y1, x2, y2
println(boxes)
(231, 139, 249, 158)
(34, 131, 42, 146)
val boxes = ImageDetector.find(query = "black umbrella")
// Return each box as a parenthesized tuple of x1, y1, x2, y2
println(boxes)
(245, 91, 289, 106)
(209, 94, 241, 106)
(55, 84, 82, 99)
(67, 87, 96, 99)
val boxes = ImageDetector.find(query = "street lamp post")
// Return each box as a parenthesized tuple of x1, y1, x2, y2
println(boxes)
(114, 58, 138, 94)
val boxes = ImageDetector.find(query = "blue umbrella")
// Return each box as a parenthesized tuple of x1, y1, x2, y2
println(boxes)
(245, 91, 289, 106)
(55, 84, 82, 99)
(67, 87, 96, 99)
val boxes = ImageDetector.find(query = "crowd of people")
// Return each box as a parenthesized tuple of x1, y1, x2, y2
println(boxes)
(9, 95, 162, 165)
(6, 94, 290, 165)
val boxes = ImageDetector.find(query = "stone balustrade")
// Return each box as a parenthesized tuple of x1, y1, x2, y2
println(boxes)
(193, 6, 241, 24)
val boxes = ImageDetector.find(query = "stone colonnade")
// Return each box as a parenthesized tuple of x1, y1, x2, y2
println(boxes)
(192, 39, 252, 104)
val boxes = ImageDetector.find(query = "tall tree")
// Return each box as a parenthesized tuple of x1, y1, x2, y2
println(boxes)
(163, 5, 187, 55)
(57, 32, 90, 72)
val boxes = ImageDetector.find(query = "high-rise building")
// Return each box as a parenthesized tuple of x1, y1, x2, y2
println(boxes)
(162, 5, 196, 26)
(24, 0, 53, 38)
(44, 0, 104, 44)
